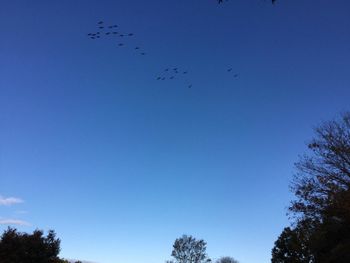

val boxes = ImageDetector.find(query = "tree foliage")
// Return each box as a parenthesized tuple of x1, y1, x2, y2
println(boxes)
(0, 228, 83, 263)
(271, 221, 315, 263)
(272, 113, 350, 262)
(0, 227, 61, 263)
(291, 113, 350, 221)
(169, 235, 211, 263)
(216, 256, 239, 263)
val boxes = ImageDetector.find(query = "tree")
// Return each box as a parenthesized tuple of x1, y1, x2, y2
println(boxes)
(272, 113, 350, 262)
(290, 113, 350, 222)
(216, 256, 239, 263)
(168, 235, 211, 263)
(0, 227, 61, 263)
(271, 220, 315, 263)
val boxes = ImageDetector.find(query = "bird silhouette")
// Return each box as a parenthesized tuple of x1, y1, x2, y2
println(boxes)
(98, 21, 103, 24)
(188, 84, 192, 88)
(118, 43, 124, 46)
(99, 26, 104, 29)
(170, 76, 175, 79)
(135, 47, 140, 50)
(227, 68, 233, 72)
(157, 77, 161, 80)
(140, 52, 146, 55)
(234, 74, 239, 78)
(183, 71, 188, 74)
(128, 33, 134, 36)
(105, 32, 110, 35)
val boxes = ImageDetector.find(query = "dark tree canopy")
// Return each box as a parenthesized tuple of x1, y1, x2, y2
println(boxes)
(169, 235, 211, 263)
(216, 256, 239, 263)
(0, 228, 83, 263)
(291, 113, 350, 221)
(272, 113, 350, 263)
(0, 228, 61, 263)
(271, 221, 314, 263)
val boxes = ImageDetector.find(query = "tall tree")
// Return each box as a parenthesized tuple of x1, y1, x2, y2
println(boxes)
(216, 256, 239, 263)
(271, 220, 315, 263)
(272, 113, 350, 262)
(0, 228, 61, 263)
(169, 235, 211, 263)
(291, 113, 350, 222)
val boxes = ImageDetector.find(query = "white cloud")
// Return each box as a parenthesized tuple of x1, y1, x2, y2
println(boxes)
(15, 210, 28, 214)
(0, 196, 24, 206)
(0, 218, 30, 226)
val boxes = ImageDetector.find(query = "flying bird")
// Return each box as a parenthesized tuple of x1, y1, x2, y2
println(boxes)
(227, 68, 233, 72)
(98, 21, 103, 24)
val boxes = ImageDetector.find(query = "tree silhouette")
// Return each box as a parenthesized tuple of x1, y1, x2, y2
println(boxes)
(271, 220, 315, 263)
(0, 228, 61, 263)
(168, 235, 211, 263)
(272, 113, 350, 262)
(216, 256, 239, 263)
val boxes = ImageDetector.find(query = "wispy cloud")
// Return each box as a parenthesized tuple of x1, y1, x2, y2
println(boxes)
(15, 210, 28, 214)
(0, 196, 24, 206)
(0, 218, 30, 226)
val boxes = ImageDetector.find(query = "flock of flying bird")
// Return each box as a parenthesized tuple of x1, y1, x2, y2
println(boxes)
(86, 20, 239, 89)
(87, 21, 146, 55)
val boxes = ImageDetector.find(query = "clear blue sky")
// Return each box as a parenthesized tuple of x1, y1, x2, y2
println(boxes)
(1, 0, 350, 262)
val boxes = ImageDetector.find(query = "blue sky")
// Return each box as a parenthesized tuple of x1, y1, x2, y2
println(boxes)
(1, 0, 350, 262)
